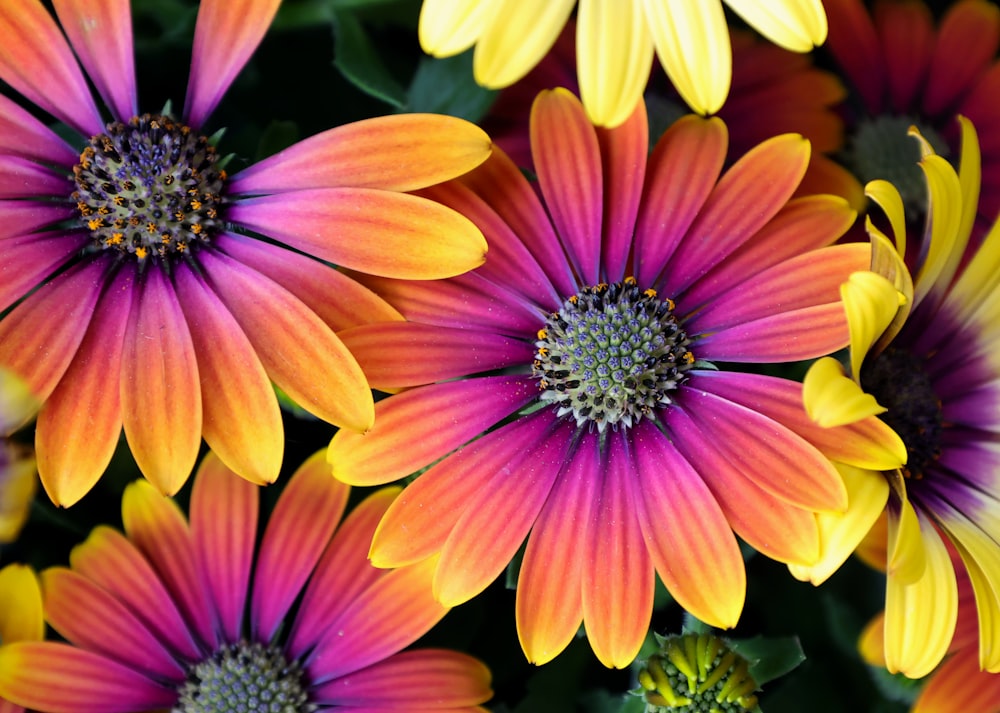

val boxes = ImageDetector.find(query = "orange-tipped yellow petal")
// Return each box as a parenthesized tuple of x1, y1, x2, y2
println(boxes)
(803, 356, 888, 428)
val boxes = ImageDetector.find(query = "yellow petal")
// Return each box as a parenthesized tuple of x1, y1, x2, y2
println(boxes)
(884, 514, 957, 678)
(0, 563, 43, 644)
(865, 179, 907, 259)
(932, 117, 979, 292)
(576, 0, 655, 127)
(841, 271, 907, 380)
(418, 0, 498, 57)
(724, 0, 827, 50)
(913, 154, 964, 307)
(803, 357, 886, 428)
(788, 463, 889, 585)
(886, 486, 926, 585)
(472, 0, 574, 88)
(0, 366, 40, 436)
(643, 0, 730, 114)
(858, 611, 886, 666)
(866, 230, 914, 354)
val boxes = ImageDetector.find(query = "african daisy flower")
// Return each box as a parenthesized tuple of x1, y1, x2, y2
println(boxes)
(799, 117, 1000, 678)
(0, 564, 42, 713)
(418, 0, 829, 125)
(0, 0, 491, 506)
(825, 0, 1000, 234)
(0, 450, 493, 712)
(327, 88, 901, 668)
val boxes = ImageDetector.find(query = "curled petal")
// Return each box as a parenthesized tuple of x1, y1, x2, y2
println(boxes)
(841, 271, 907, 379)
(803, 357, 887, 428)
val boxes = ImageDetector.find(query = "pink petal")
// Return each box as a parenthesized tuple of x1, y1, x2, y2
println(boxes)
(875, 0, 934, 113)
(52, 0, 136, 120)
(0, 230, 89, 314)
(189, 453, 258, 645)
(40, 568, 186, 683)
(824, 0, 885, 111)
(597, 99, 648, 281)
(581, 430, 654, 668)
(287, 487, 398, 659)
(633, 116, 727, 288)
(120, 265, 202, 495)
(0, 642, 176, 712)
(434, 415, 572, 606)
(121, 479, 217, 650)
(312, 649, 492, 708)
(183, 0, 281, 128)
(0, 201, 75, 240)
(0, 155, 75, 198)
(531, 88, 603, 284)
(338, 322, 534, 390)
(36, 265, 133, 507)
(516, 434, 598, 665)
(631, 419, 745, 628)
(0, 93, 78, 165)
(0, 1, 103, 135)
(924, 0, 1000, 117)
(328, 375, 538, 487)
(69, 526, 203, 662)
(215, 233, 403, 330)
(175, 263, 283, 485)
(251, 451, 350, 643)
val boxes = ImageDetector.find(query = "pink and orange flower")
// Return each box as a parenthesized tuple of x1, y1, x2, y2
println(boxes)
(327, 88, 902, 668)
(0, 451, 493, 712)
(0, 0, 491, 506)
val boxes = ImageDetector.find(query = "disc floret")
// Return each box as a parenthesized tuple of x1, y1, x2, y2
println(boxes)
(532, 278, 695, 431)
(73, 113, 226, 261)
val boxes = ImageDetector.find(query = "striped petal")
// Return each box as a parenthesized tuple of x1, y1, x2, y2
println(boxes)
(0, 230, 90, 324)
(472, 0, 574, 88)
(0, 642, 177, 713)
(576, 0, 654, 128)
(516, 434, 597, 665)
(36, 265, 134, 507)
(368, 415, 550, 569)
(52, 0, 135, 120)
(189, 453, 258, 645)
(200, 249, 373, 432)
(69, 526, 202, 662)
(120, 266, 201, 495)
(724, 0, 827, 51)
(875, 0, 934, 114)
(0, 256, 108, 435)
(251, 451, 350, 644)
(0, 156, 73, 198)
(307, 556, 448, 683)
(0, 1, 103, 135)
(184, 0, 281, 128)
(121, 479, 216, 650)
(632, 419, 745, 629)
(175, 264, 282, 485)
(582, 430, 654, 668)
(0, 94, 79, 165)
(913, 648, 1000, 713)
(312, 649, 492, 708)
(229, 114, 491, 194)
(633, 116, 728, 287)
(823, 0, 884, 111)
(327, 376, 536, 487)
(40, 568, 185, 683)
(287, 487, 398, 659)
(338, 322, 533, 390)
(228, 188, 487, 280)
(434, 417, 571, 607)
(643, 0, 730, 114)
(0, 564, 42, 644)
(531, 88, 603, 284)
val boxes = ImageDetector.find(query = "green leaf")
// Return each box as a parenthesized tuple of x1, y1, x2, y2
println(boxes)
(330, 9, 407, 108)
(255, 120, 301, 160)
(406, 50, 497, 122)
(730, 636, 807, 687)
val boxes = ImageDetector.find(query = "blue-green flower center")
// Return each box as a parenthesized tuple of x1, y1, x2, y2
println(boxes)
(637, 634, 758, 712)
(846, 115, 949, 216)
(861, 347, 942, 480)
(174, 641, 313, 713)
(532, 278, 694, 431)
(73, 113, 226, 262)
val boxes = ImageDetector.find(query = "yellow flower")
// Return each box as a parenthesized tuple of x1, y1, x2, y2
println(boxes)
(418, 0, 828, 125)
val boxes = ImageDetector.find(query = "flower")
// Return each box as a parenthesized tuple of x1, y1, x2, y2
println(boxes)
(799, 117, 1000, 678)
(0, 0, 491, 506)
(418, 0, 829, 125)
(327, 88, 896, 668)
(0, 564, 43, 713)
(482, 20, 860, 208)
(0, 450, 493, 712)
(825, 0, 1000, 234)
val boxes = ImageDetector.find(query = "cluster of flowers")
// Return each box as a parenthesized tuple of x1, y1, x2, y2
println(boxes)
(1, 0, 999, 710)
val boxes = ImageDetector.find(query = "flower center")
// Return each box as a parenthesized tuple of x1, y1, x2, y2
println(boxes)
(861, 347, 942, 480)
(637, 634, 758, 712)
(73, 113, 226, 262)
(174, 641, 314, 713)
(532, 278, 694, 432)
(845, 115, 949, 217)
